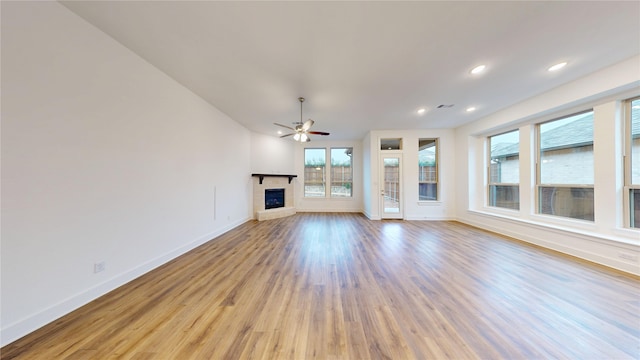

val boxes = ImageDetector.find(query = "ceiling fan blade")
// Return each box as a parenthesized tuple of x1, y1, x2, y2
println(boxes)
(302, 119, 314, 131)
(274, 122, 295, 131)
(280, 133, 295, 138)
(308, 131, 330, 136)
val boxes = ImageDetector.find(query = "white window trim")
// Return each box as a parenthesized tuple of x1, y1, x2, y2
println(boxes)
(623, 97, 640, 229)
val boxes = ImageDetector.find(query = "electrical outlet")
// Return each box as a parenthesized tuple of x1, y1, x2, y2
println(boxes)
(618, 253, 638, 262)
(94, 261, 106, 273)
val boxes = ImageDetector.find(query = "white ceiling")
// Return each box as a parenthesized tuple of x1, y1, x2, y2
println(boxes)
(60, 1, 640, 141)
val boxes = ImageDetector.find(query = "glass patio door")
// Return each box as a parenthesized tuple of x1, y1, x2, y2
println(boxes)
(381, 155, 403, 219)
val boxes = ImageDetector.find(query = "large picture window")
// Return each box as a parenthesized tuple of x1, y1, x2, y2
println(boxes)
(330, 148, 353, 197)
(488, 130, 520, 210)
(305, 147, 353, 198)
(418, 139, 438, 200)
(626, 98, 640, 228)
(304, 148, 325, 197)
(537, 111, 594, 221)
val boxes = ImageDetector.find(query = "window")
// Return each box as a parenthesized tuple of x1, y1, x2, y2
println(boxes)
(537, 111, 594, 221)
(626, 98, 640, 228)
(304, 147, 353, 198)
(330, 148, 353, 197)
(418, 139, 438, 200)
(304, 148, 325, 197)
(488, 130, 520, 210)
(381, 138, 402, 150)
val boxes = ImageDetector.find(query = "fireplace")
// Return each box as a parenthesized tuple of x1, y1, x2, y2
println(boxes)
(265, 188, 285, 209)
(252, 174, 296, 221)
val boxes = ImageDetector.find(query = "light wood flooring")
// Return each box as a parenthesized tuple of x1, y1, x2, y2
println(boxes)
(2, 213, 639, 359)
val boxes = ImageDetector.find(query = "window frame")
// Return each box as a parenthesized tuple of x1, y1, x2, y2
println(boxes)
(304, 147, 354, 199)
(535, 110, 595, 221)
(487, 130, 520, 210)
(418, 138, 439, 201)
(624, 97, 640, 229)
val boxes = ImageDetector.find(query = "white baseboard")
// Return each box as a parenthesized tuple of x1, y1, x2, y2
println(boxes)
(0, 217, 251, 347)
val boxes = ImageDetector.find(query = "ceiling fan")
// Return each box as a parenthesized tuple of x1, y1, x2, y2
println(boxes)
(274, 97, 330, 142)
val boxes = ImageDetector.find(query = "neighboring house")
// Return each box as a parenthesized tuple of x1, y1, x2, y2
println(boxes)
(492, 111, 640, 182)
(490, 111, 640, 220)
(491, 112, 595, 184)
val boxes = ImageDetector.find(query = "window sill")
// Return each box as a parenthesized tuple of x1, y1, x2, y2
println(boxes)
(528, 213, 597, 231)
(483, 205, 520, 216)
(468, 209, 640, 247)
(302, 197, 354, 201)
(612, 227, 640, 239)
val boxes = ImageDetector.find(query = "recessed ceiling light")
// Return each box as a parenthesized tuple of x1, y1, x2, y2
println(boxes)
(470, 65, 486, 75)
(548, 62, 567, 72)
(417, 108, 426, 115)
(466, 107, 476, 112)
(277, 130, 283, 135)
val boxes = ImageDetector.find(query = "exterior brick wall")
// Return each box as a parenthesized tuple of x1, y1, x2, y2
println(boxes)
(540, 145, 594, 184)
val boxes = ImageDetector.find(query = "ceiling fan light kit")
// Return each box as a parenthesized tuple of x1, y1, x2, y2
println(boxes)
(274, 97, 330, 142)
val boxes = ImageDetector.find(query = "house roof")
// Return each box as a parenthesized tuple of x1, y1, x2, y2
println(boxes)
(491, 109, 640, 158)
(539, 112, 594, 152)
(491, 113, 592, 157)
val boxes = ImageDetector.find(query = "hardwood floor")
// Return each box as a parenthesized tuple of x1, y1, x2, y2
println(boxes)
(2, 213, 639, 359)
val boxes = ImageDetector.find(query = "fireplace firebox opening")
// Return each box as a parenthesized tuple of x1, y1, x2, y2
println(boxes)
(265, 188, 285, 209)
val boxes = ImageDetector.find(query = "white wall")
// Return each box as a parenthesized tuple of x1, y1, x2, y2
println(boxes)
(455, 56, 640, 275)
(363, 129, 456, 220)
(250, 132, 295, 175)
(1, 2, 252, 345)
(294, 140, 363, 212)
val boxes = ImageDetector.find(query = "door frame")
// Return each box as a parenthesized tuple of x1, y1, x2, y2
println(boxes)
(380, 153, 403, 219)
